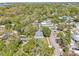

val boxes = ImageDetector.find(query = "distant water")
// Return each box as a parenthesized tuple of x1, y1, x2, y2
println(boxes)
(0, 3, 12, 7)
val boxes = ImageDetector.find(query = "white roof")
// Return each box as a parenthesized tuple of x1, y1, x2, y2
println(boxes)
(20, 35, 27, 41)
(52, 12, 57, 15)
(41, 20, 53, 27)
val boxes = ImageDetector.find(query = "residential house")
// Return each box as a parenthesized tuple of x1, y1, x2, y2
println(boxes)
(70, 21, 79, 49)
(20, 35, 28, 43)
(34, 30, 44, 39)
(71, 30, 79, 49)
(0, 33, 10, 40)
(59, 16, 74, 22)
(40, 20, 56, 29)
(71, 33, 79, 49)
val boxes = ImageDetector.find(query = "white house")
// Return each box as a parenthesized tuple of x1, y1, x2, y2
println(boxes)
(34, 30, 44, 39)
(40, 20, 55, 29)
(59, 16, 74, 22)
(40, 20, 53, 27)
(20, 35, 28, 43)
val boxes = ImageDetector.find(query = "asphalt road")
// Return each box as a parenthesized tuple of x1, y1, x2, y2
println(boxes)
(49, 30, 61, 56)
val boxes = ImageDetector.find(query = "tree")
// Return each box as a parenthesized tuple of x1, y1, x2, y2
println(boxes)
(5, 23, 12, 29)
(57, 29, 71, 47)
(42, 26, 51, 37)
(14, 22, 23, 32)
(64, 29, 71, 45)
(23, 39, 36, 56)
(8, 40, 21, 52)
(2, 39, 22, 56)
(0, 40, 21, 56)
(57, 31, 64, 39)
(25, 25, 38, 36)
(57, 23, 66, 31)
(63, 47, 69, 56)
(0, 40, 5, 51)
(42, 47, 54, 56)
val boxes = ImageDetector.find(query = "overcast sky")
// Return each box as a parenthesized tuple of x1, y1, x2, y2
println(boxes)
(0, 0, 78, 3)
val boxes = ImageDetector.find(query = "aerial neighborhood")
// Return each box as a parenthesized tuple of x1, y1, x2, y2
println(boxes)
(0, 3, 79, 56)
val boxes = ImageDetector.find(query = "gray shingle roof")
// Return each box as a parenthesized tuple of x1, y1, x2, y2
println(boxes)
(1, 33, 9, 40)
(72, 34, 79, 41)
(34, 30, 44, 39)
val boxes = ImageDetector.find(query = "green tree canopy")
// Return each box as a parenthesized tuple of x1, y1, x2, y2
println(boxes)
(42, 26, 51, 37)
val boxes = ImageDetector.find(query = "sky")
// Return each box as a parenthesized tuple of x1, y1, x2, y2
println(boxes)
(0, 0, 79, 3)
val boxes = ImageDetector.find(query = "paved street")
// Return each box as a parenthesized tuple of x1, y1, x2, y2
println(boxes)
(49, 30, 62, 56)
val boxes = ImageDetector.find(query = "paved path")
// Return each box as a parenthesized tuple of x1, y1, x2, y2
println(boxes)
(49, 30, 62, 56)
